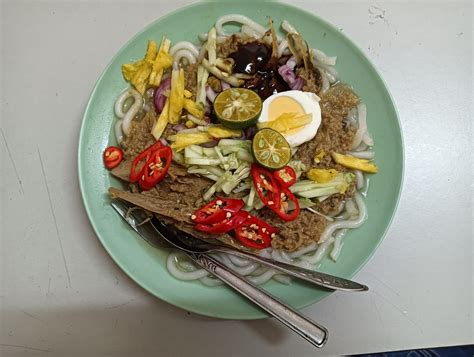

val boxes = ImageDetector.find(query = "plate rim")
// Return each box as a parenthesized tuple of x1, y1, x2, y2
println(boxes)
(78, 1, 405, 320)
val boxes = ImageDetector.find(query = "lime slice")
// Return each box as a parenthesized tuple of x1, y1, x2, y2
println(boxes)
(214, 88, 262, 129)
(252, 128, 291, 170)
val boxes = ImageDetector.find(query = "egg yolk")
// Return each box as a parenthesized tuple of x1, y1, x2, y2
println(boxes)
(268, 96, 306, 134)
(268, 96, 305, 121)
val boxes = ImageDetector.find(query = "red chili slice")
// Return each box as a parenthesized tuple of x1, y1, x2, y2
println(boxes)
(273, 166, 297, 188)
(138, 146, 172, 191)
(192, 198, 245, 224)
(130, 141, 163, 183)
(250, 164, 281, 209)
(103, 146, 124, 170)
(274, 188, 300, 221)
(234, 216, 276, 249)
(195, 210, 250, 234)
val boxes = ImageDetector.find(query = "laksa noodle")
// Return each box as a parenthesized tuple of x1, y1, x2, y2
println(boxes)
(104, 15, 378, 286)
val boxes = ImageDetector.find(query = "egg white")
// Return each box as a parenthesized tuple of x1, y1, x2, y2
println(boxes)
(257, 90, 322, 147)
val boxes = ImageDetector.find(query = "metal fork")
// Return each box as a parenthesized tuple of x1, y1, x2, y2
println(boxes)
(111, 200, 328, 348)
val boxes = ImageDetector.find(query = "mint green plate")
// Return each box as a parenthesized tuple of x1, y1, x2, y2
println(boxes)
(78, 1, 403, 319)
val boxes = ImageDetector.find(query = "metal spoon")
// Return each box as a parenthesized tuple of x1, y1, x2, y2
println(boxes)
(111, 200, 328, 348)
(149, 216, 368, 292)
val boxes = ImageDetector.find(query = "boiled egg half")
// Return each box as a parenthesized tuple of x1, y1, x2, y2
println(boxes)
(257, 90, 321, 147)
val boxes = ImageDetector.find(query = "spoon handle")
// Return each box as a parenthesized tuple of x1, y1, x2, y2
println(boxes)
(190, 252, 328, 348)
(216, 248, 368, 292)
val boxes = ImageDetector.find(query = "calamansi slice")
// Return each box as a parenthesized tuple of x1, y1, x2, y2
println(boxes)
(252, 128, 291, 170)
(214, 88, 262, 129)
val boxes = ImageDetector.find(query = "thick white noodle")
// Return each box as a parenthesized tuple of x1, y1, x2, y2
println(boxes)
(166, 252, 209, 280)
(114, 119, 124, 144)
(247, 269, 277, 285)
(114, 88, 143, 136)
(228, 254, 252, 267)
(250, 265, 268, 276)
(293, 259, 315, 270)
(197, 43, 208, 62)
(289, 242, 318, 258)
(347, 150, 375, 160)
(241, 25, 261, 39)
(215, 253, 259, 275)
(344, 198, 359, 218)
(199, 276, 223, 286)
(300, 237, 336, 265)
(319, 193, 368, 243)
(278, 39, 288, 58)
(323, 65, 339, 83)
(169, 42, 200, 57)
(351, 103, 368, 150)
(317, 64, 338, 84)
(345, 107, 358, 126)
(330, 229, 348, 261)
(311, 48, 337, 66)
(319, 68, 330, 93)
(215, 14, 267, 37)
(363, 131, 374, 146)
(198, 33, 228, 43)
(172, 49, 197, 69)
(273, 274, 292, 285)
(114, 88, 141, 119)
(258, 248, 272, 259)
(355, 141, 368, 152)
(327, 201, 346, 217)
(281, 20, 298, 34)
(271, 249, 287, 263)
(354, 170, 365, 190)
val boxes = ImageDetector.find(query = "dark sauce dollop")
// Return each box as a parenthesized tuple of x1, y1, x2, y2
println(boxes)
(229, 42, 290, 100)
(243, 70, 289, 100)
(229, 42, 270, 75)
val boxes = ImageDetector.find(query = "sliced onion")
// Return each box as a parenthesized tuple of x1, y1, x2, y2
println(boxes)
(286, 57, 297, 70)
(200, 139, 219, 148)
(169, 41, 199, 57)
(172, 49, 197, 69)
(173, 123, 186, 132)
(278, 64, 297, 84)
(220, 80, 231, 91)
(291, 77, 304, 90)
(153, 77, 171, 113)
(205, 85, 217, 102)
(241, 126, 257, 140)
(351, 103, 367, 149)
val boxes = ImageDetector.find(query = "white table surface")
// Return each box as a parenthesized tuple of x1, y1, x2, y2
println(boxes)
(1, 1, 472, 356)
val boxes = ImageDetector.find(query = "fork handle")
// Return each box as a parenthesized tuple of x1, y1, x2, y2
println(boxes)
(215, 248, 368, 292)
(189, 252, 328, 348)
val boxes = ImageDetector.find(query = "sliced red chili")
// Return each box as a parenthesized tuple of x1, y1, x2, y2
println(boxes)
(234, 216, 276, 249)
(192, 198, 245, 224)
(130, 141, 163, 183)
(195, 210, 250, 234)
(251, 164, 281, 209)
(273, 166, 297, 188)
(274, 188, 300, 221)
(103, 146, 124, 170)
(138, 146, 172, 191)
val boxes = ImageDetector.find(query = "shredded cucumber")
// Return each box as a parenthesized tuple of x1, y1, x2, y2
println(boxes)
(290, 173, 354, 199)
(185, 157, 222, 166)
(183, 137, 255, 200)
